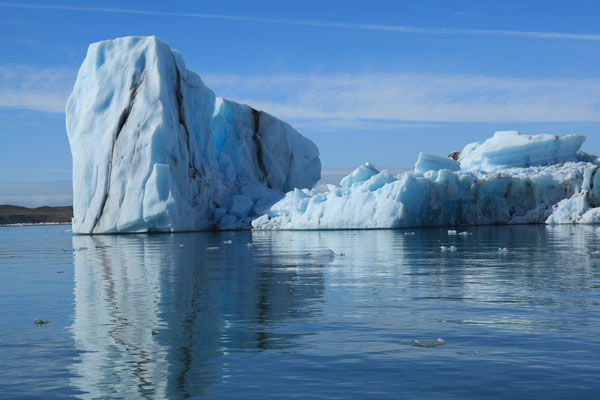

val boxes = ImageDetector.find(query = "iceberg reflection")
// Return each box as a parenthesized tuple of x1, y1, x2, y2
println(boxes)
(69, 232, 325, 398)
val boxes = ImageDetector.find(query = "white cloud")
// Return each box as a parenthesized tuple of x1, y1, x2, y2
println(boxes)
(0, 65, 75, 113)
(1, 2, 600, 41)
(203, 73, 600, 126)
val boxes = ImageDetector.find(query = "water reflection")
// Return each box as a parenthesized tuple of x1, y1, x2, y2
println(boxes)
(67, 226, 600, 399)
(70, 232, 326, 399)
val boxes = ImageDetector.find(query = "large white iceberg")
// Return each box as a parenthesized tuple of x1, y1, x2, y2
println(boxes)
(66, 36, 320, 233)
(253, 132, 600, 230)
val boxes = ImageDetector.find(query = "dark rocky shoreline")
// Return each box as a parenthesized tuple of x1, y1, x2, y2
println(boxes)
(0, 205, 73, 225)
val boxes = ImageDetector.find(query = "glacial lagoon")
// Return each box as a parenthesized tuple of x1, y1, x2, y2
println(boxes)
(1, 224, 599, 399)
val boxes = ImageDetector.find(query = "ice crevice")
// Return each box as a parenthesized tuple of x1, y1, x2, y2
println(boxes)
(93, 70, 145, 232)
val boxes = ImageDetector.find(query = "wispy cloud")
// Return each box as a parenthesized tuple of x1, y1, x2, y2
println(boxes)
(0, 65, 75, 113)
(1, 2, 600, 42)
(204, 73, 600, 126)
(2, 64, 599, 125)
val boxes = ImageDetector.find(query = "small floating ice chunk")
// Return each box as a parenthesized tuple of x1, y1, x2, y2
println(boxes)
(207, 246, 220, 250)
(440, 246, 457, 252)
(498, 247, 508, 253)
(246, 242, 257, 247)
(447, 230, 457, 235)
(223, 240, 233, 244)
(458, 231, 471, 236)
(412, 338, 446, 348)
(178, 244, 184, 247)
(308, 249, 336, 260)
(34, 318, 50, 326)
(591, 250, 600, 256)
(404, 232, 415, 236)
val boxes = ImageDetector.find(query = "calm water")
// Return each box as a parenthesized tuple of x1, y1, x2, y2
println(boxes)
(0, 224, 599, 399)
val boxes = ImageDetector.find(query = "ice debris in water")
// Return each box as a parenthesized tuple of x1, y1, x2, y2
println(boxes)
(404, 232, 415, 235)
(415, 153, 460, 175)
(458, 231, 472, 236)
(223, 240, 232, 244)
(34, 318, 50, 326)
(447, 230, 457, 235)
(498, 247, 508, 253)
(207, 246, 220, 250)
(411, 338, 446, 348)
(440, 246, 457, 252)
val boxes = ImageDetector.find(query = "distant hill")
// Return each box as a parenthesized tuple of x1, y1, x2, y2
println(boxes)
(0, 205, 73, 225)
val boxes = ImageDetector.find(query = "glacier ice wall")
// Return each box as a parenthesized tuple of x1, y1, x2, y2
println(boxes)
(66, 36, 320, 233)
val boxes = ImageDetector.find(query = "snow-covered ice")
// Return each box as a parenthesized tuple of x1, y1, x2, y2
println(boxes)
(66, 36, 320, 233)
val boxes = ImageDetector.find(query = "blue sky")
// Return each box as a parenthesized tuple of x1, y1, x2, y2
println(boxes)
(1, 0, 600, 206)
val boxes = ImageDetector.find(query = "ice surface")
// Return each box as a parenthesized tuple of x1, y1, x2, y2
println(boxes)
(414, 153, 460, 174)
(212, 97, 320, 192)
(66, 36, 320, 233)
(459, 131, 586, 171)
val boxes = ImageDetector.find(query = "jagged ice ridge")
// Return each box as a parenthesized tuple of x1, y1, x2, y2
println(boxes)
(253, 132, 600, 230)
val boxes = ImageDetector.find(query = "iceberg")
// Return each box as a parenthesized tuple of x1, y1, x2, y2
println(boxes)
(66, 36, 320, 233)
(458, 131, 586, 171)
(66, 38, 600, 233)
(253, 131, 600, 230)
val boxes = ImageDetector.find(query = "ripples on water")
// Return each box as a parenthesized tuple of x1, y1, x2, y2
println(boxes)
(0, 225, 599, 399)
